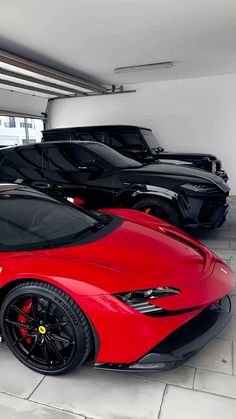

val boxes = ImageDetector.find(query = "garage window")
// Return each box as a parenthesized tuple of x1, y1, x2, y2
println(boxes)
(0, 115, 44, 147)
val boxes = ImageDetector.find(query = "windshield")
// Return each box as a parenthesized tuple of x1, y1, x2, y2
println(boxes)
(0, 188, 103, 251)
(141, 129, 162, 150)
(85, 142, 141, 168)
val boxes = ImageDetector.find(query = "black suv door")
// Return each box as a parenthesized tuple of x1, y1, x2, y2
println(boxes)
(44, 143, 116, 208)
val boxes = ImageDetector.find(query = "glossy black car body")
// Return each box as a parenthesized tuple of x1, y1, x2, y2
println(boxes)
(43, 125, 228, 181)
(0, 141, 230, 230)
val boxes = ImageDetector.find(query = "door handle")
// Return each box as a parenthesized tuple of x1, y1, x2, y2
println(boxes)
(78, 166, 88, 170)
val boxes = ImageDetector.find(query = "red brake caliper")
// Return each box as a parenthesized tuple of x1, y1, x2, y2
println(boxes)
(18, 298, 32, 344)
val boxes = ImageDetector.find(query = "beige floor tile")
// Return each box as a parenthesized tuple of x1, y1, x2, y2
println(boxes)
(0, 393, 85, 419)
(159, 385, 236, 419)
(218, 315, 236, 341)
(194, 368, 236, 398)
(185, 338, 232, 374)
(0, 348, 44, 398)
(31, 366, 165, 419)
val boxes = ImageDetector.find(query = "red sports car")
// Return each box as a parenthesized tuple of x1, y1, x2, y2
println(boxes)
(0, 184, 233, 375)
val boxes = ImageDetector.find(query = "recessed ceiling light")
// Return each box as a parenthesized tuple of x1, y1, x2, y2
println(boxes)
(114, 61, 174, 74)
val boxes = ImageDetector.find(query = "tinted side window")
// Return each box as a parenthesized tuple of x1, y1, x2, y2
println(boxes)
(115, 131, 144, 149)
(1, 147, 43, 169)
(47, 145, 95, 170)
(78, 131, 110, 145)
(110, 136, 123, 148)
(110, 131, 145, 152)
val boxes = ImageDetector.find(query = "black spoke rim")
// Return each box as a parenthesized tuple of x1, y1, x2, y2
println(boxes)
(3, 294, 77, 371)
(12, 333, 31, 347)
(5, 319, 31, 330)
(41, 340, 50, 366)
(11, 305, 33, 322)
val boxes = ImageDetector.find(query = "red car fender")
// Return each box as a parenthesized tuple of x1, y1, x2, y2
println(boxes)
(74, 259, 234, 363)
(77, 293, 205, 363)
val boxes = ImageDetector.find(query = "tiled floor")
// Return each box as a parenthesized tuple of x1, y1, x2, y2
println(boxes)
(0, 199, 236, 419)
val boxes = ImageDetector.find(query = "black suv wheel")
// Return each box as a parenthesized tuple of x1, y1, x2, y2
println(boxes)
(132, 197, 181, 227)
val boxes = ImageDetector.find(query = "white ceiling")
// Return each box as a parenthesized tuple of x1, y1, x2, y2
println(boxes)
(0, 0, 235, 86)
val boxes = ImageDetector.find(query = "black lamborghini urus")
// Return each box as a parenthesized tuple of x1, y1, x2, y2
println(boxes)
(0, 141, 230, 230)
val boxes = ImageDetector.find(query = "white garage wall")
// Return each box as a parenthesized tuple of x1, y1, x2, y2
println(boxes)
(48, 73, 236, 193)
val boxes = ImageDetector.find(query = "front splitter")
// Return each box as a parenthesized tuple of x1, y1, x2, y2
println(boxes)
(94, 296, 232, 372)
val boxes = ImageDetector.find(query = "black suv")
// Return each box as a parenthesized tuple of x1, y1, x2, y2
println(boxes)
(43, 125, 228, 181)
(0, 141, 229, 230)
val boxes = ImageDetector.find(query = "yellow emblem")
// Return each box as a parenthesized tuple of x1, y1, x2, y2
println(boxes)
(38, 325, 47, 334)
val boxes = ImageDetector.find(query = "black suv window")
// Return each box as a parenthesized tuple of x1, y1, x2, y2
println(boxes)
(47, 145, 95, 171)
(78, 131, 110, 146)
(110, 131, 145, 150)
(85, 143, 141, 168)
(141, 129, 161, 149)
(1, 147, 44, 169)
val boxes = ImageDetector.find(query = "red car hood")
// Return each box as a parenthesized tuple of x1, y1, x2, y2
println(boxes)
(45, 213, 214, 294)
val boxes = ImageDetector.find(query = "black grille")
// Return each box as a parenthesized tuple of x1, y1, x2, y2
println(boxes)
(199, 197, 227, 223)
(152, 305, 221, 353)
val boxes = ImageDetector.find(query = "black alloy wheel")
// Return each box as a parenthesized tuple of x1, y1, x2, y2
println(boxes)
(1, 281, 93, 375)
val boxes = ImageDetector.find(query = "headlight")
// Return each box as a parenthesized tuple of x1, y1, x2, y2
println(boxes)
(181, 183, 218, 193)
(114, 287, 180, 314)
(115, 287, 180, 302)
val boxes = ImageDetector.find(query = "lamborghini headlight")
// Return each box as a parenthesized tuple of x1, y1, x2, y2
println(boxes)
(181, 183, 218, 193)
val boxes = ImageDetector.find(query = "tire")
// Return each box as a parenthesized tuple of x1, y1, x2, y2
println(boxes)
(132, 197, 181, 227)
(0, 281, 93, 375)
